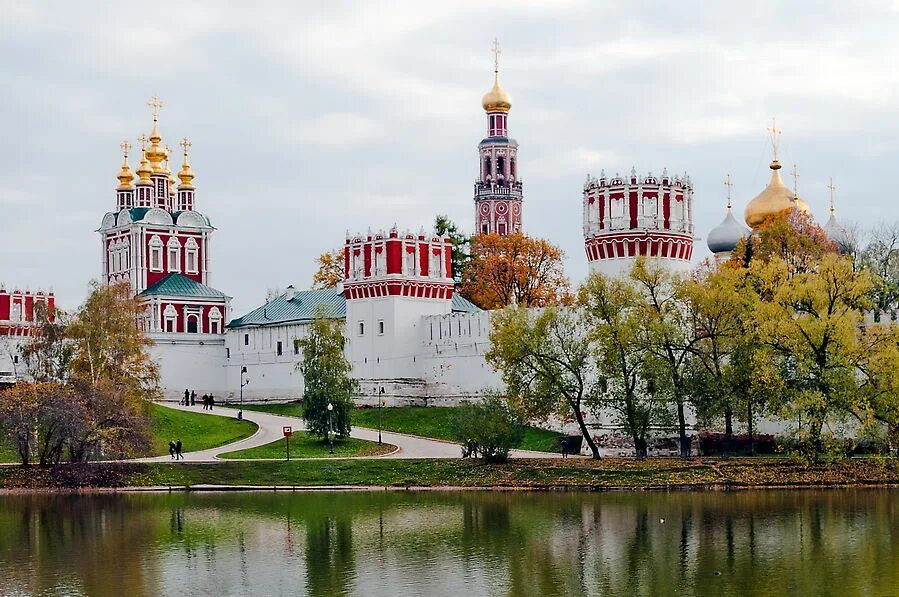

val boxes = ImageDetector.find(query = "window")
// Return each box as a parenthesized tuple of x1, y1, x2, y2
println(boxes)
(358, 321, 365, 336)
(149, 236, 163, 271)
(208, 307, 222, 335)
(226, 348, 230, 359)
(276, 341, 283, 356)
(185, 238, 199, 274)
(294, 339, 300, 355)
(167, 237, 182, 273)
(163, 304, 178, 333)
(378, 320, 385, 335)
(244, 334, 249, 346)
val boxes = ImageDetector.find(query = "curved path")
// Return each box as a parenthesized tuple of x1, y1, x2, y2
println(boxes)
(140, 402, 558, 462)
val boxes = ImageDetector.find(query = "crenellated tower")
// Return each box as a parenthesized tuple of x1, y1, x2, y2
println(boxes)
(583, 168, 695, 277)
(343, 227, 454, 380)
(473, 40, 523, 236)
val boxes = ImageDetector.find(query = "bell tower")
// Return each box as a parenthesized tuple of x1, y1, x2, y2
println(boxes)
(474, 39, 523, 236)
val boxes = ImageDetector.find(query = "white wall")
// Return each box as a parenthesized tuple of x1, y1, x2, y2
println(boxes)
(588, 256, 693, 278)
(224, 323, 311, 401)
(149, 334, 228, 399)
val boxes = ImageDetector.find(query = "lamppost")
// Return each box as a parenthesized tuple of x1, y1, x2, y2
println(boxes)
(239, 366, 249, 420)
(327, 402, 334, 454)
(378, 387, 385, 444)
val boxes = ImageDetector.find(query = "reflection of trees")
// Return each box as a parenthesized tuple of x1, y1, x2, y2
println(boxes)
(304, 514, 355, 597)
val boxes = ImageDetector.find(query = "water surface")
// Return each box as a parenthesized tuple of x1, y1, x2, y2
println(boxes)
(0, 489, 897, 596)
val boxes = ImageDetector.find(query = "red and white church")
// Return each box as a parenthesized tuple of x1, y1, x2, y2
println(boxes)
(93, 60, 698, 401)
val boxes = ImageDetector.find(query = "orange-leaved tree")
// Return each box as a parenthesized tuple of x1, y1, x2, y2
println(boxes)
(730, 209, 837, 274)
(312, 248, 345, 289)
(462, 233, 569, 309)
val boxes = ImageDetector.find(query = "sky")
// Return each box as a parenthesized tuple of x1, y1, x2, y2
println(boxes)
(2, 1, 899, 315)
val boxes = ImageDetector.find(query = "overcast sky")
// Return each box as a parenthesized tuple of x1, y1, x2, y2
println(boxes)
(2, 1, 899, 315)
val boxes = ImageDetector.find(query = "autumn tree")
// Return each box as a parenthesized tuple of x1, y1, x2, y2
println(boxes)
(750, 254, 899, 461)
(298, 313, 357, 440)
(580, 273, 670, 458)
(0, 381, 85, 466)
(312, 248, 345, 289)
(858, 223, 899, 322)
(730, 209, 837, 273)
(21, 300, 71, 382)
(65, 281, 157, 461)
(462, 233, 569, 309)
(487, 306, 602, 458)
(435, 215, 471, 285)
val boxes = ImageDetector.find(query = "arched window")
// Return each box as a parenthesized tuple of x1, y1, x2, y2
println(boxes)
(167, 237, 182, 273)
(185, 238, 199, 274)
(208, 307, 223, 335)
(149, 236, 164, 272)
(484, 156, 492, 180)
(186, 314, 199, 334)
(163, 304, 178, 332)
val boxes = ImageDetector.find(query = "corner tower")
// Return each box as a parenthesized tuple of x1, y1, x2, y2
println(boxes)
(583, 168, 695, 277)
(474, 40, 522, 236)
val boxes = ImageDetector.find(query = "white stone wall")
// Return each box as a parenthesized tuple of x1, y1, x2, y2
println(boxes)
(149, 334, 228, 400)
(223, 323, 312, 401)
(588, 255, 694, 278)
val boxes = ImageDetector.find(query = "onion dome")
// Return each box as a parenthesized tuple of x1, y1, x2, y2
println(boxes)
(116, 143, 134, 190)
(135, 149, 152, 185)
(177, 138, 195, 189)
(823, 212, 850, 253)
(744, 160, 795, 228)
(708, 207, 749, 255)
(482, 74, 511, 113)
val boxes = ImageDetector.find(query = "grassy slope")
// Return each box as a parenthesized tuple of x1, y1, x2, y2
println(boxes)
(147, 402, 258, 456)
(4, 457, 899, 490)
(220, 432, 395, 459)
(239, 403, 566, 453)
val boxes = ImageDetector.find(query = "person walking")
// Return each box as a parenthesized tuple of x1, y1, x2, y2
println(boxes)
(190, 390, 196, 406)
(202, 394, 209, 410)
(208, 394, 215, 410)
(168, 440, 176, 459)
(175, 439, 184, 460)
(183, 389, 189, 406)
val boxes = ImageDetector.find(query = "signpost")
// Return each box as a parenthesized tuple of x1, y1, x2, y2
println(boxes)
(283, 426, 292, 461)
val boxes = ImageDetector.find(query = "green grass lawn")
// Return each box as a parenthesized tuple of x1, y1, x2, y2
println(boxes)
(147, 402, 258, 457)
(220, 432, 395, 460)
(238, 402, 566, 453)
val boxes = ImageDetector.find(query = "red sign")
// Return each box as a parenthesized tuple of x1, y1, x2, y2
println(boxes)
(282, 426, 292, 437)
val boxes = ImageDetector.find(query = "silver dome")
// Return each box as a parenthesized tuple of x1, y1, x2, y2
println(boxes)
(707, 209, 750, 254)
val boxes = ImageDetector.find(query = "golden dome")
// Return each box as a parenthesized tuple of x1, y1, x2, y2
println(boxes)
(177, 137, 195, 189)
(145, 119, 168, 173)
(135, 150, 153, 185)
(744, 161, 795, 228)
(482, 74, 511, 113)
(116, 148, 134, 190)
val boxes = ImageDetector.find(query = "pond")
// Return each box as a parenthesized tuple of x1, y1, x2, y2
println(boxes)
(0, 489, 897, 596)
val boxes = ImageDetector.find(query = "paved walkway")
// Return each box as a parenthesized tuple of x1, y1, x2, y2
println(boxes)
(140, 402, 558, 462)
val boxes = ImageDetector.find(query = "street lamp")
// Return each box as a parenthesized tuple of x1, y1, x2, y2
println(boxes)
(239, 366, 249, 420)
(327, 402, 334, 454)
(378, 387, 385, 444)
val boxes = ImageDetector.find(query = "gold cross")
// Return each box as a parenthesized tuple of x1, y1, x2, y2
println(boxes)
(827, 177, 836, 213)
(790, 164, 800, 196)
(180, 137, 192, 157)
(147, 95, 164, 121)
(491, 37, 501, 74)
(120, 140, 132, 159)
(767, 116, 782, 161)
(724, 173, 733, 209)
(137, 133, 149, 150)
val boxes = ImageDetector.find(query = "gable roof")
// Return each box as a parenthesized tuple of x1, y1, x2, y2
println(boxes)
(227, 287, 481, 329)
(140, 273, 229, 299)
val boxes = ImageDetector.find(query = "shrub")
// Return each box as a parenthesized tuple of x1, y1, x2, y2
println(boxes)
(450, 395, 524, 463)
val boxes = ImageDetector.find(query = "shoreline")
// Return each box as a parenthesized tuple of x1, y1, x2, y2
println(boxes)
(2, 457, 899, 493)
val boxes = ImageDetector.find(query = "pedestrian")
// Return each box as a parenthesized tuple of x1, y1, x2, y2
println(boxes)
(190, 390, 196, 406)
(175, 439, 184, 460)
(168, 440, 176, 459)
(209, 394, 215, 410)
(202, 394, 209, 410)
(183, 389, 189, 406)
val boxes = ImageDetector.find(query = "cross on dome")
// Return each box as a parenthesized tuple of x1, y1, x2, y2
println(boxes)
(827, 177, 837, 214)
(180, 137, 192, 158)
(724, 173, 734, 210)
(120, 140, 132, 159)
(790, 164, 800, 196)
(767, 117, 782, 161)
(147, 95, 164, 122)
(492, 37, 501, 74)
(137, 134, 149, 150)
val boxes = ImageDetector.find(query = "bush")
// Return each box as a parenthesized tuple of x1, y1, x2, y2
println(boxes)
(450, 395, 525, 463)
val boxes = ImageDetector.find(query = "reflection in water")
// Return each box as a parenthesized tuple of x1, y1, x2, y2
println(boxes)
(0, 490, 898, 596)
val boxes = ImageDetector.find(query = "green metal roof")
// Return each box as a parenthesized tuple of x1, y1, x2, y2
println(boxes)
(228, 287, 481, 329)
(140, 273, 228, 299)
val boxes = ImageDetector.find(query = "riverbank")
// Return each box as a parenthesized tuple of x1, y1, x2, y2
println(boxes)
(3, 457, 899, 491)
